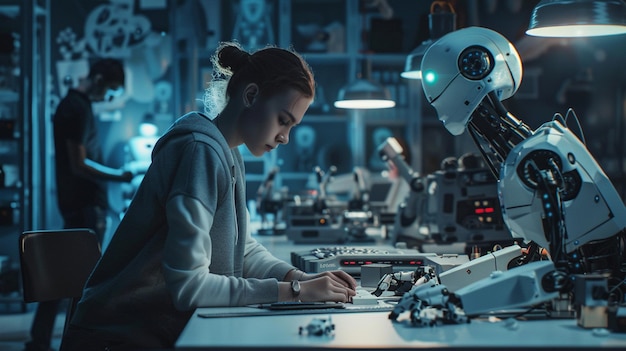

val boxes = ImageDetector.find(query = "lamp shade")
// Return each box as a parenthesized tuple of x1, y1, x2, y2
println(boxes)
(401, 11, 456, 79)
(334, 78, 396, 109)
(400, 40, 431, 79)
(526, 0, 626, 37)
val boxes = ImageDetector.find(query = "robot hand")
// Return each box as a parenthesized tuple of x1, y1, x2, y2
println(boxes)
(388, 280, 468, 327)
(372, 266, 435, 297)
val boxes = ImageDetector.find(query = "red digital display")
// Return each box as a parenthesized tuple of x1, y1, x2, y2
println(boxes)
(475, 207, 495, 214)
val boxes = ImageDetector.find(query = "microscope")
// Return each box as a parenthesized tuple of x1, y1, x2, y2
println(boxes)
(284, 165, 352, 243)
(389, 27, 626, 327)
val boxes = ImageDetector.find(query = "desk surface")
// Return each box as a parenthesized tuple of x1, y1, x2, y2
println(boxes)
(176, 233, 626, 350)
(176, 307, 626, 350)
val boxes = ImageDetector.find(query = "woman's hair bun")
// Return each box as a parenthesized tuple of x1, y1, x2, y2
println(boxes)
(217, 43, 251, 75)
(205, 40, 315, 117)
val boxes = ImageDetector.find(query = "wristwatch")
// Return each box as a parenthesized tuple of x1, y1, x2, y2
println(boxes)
(290, 279, 301, 298)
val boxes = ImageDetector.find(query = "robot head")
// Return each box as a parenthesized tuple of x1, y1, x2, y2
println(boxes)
(421, 27, 523, 136)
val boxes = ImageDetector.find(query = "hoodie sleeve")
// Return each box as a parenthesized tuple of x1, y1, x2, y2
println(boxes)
(160, 139, 282, 309)
(243, 209, 295, 280)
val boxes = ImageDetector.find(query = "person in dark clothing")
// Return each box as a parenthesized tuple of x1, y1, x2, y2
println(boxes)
(24, 58, 133, 351)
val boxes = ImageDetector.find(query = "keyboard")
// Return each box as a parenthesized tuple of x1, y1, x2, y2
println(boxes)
(290, 246, 437, 276)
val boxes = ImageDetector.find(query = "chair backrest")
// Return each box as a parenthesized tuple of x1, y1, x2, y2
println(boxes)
(19, 228, 101, 303)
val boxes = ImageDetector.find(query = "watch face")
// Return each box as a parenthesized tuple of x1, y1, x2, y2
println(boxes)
(291, 280, 301, 295)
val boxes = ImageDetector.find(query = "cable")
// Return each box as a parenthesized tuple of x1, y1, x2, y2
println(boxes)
(477, 303, 547, 320)
(608, 277, 626, 304)
(527, 159, 566, 264)
(468, 122, 499, 179)
(551, 112, 566, 125)
(488, 91, 532, 142)
(564, 108, 587, 146)
(511, 304, 542, 319)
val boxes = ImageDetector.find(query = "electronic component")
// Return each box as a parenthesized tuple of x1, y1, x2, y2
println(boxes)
(573, 274, 609, 328)
(379, 137, 514, 255)
(284, 205, 349, 244)
(360, 263, 393, 288)
(421, 165, 513, 248)
(290, 246, 466, 276)
(291, 246, 431, 275)
(284, 165, 352, 244)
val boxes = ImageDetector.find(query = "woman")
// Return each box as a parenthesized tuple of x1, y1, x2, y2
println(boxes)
(61, 42, 357, 350)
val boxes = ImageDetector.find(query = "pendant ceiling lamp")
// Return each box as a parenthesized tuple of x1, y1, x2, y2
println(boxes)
(401, 1, 456, 80)
(334, 78, 396, 109)
(526, 0, 626, 37)
(334, 60, 395, 109)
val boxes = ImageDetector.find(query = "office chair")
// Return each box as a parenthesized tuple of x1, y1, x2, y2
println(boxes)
(19, 228, 102, 344)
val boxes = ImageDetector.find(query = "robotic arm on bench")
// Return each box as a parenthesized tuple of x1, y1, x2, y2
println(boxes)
(378, 137, 425, 228)
(390, 26, 626, 323)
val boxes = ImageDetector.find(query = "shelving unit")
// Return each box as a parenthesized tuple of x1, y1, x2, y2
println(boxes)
(269, 0, 424, 196)
(0, 0, 50, 311)
(0, 7, 23, 257)
(173, 0, 448, 203)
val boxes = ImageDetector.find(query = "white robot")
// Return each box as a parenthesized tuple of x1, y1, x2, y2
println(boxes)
(390, 26, 626, 324)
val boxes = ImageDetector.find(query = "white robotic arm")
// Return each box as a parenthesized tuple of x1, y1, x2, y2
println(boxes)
(378, 137, 425, 228)
(390, 260, 564, 325)
(499, 119, 626, 268)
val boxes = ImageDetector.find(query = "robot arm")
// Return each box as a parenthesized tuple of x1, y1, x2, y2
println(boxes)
(389, 260, 566, 325)
(348, 167, 370, 211)
(389, 279, 468, 326)
(256, 167, 279, 212)
(313, 165, 337, 213)
(373, 266, 436, 297)
(378, 137, 425, 227)
(378, 137, 418, 185)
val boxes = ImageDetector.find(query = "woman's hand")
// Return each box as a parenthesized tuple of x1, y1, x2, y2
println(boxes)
(280, 269, 357, 303)
(299, 270, 357, 302)
(299, 274, 356, 302)
(300, 271, 357, 289)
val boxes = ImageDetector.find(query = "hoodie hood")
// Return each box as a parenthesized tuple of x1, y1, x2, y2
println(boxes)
(152, 112, 230, 159)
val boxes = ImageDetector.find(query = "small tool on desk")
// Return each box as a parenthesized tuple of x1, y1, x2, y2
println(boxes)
(299, 315, 335, 336)
(260, 301, 345, 310)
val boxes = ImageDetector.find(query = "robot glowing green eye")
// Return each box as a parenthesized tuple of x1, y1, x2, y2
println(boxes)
(423, 71, 437, 84)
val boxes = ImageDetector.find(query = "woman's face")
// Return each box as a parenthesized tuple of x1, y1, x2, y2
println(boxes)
(239, 87, 312, 156)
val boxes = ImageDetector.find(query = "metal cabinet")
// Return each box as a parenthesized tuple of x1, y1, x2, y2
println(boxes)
(0, 0, 50, 311)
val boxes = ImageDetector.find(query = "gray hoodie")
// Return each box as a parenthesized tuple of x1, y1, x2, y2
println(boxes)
(70, 112, 295, 348)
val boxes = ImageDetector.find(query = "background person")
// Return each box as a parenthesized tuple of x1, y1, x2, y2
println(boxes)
(24, 58, 133, 351)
